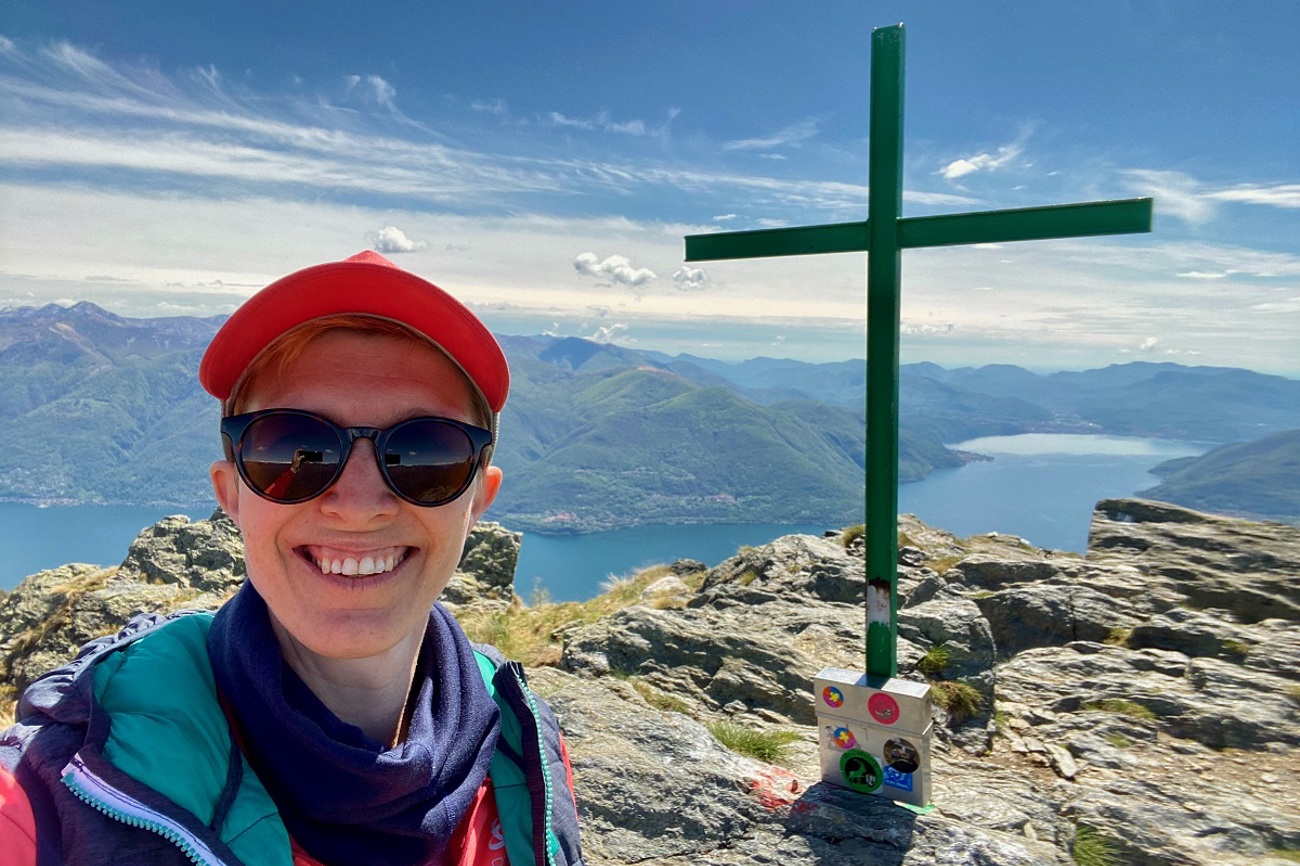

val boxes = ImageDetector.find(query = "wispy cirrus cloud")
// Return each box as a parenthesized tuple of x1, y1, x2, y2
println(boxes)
(1123, 171, 1300, 225)
(938, 127, 1033, 181)
(1204, 183, 1300, 208)
(546, 109, 648, 136)
(723, 116, 820, 153)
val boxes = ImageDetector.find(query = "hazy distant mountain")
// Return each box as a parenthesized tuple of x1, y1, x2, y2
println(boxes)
(3, 302, 1299, 530)
(1138, 429, 1300, 524)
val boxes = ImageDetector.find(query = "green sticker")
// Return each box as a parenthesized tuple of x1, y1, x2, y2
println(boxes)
(838, 748, 883, 794)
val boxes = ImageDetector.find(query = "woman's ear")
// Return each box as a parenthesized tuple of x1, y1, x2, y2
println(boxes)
(210, 460, 242, 526)
(468, 465, 503, 526)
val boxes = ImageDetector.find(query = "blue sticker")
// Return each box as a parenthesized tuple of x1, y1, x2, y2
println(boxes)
(883, 765, 914, 792)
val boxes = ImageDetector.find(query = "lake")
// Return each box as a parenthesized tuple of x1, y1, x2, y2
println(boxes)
(0, 434, 1209, 600)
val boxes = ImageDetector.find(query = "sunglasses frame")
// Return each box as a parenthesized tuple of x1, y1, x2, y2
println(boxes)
(220, 408, 494, 507)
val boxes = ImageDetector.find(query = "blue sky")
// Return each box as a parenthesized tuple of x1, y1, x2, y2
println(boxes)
(2, 2, 1297, 374)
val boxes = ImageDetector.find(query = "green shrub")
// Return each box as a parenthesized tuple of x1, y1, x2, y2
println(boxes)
(841, 524, 865, 548)
(707, 721, 800, 764)
(1103, 733, 1132, 749)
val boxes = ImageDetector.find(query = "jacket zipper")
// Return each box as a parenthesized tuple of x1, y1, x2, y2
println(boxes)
(62, 752, 234, 866)
(504, 662, 558, 866)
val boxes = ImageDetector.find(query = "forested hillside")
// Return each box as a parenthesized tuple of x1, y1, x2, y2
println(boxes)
(4, 302, 1299, 530)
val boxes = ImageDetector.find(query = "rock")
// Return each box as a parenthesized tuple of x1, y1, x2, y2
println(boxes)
(441, 521, 522, 607)
(1089, 498, 1300, 623)
(973, 583, 1143, 657)
(640, 575, 691, 602)
(536, 667, 1072, 866)
(4, 498, 1298, 866)
(116, 509, 245, 593)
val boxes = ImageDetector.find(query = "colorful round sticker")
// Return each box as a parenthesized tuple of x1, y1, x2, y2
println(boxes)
(822, 686, 845, 709)
(830, 726, 857, 750)
(868, 691, 900, 725)
(838, 749, 883, 794)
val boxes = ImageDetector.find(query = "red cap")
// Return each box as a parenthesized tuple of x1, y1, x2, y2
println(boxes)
(199, 251, 508, 412)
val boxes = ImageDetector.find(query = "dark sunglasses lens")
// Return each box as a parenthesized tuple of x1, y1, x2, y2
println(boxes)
(383, 420, 478, 504)
(240, 414, 342, 501)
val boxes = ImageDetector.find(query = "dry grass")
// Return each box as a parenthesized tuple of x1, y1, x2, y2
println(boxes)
(457, 563, 706, 667)
(931, 679, 985, 723)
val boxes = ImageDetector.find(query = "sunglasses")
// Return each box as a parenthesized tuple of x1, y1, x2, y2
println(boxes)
(220, 409, 493, 507)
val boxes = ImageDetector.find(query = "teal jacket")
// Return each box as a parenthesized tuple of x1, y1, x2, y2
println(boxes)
(0, 612, 584, 866)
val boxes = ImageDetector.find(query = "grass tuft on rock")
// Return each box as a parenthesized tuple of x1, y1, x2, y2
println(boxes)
(631, 678, 690, 715)
(931, 680, 984, 723)
(1083, 698, 1157, 721)
(1072, 824, 1120, 866)
(1103, 627, 1132, 647)
(706, 721, 801, 764)
(916, 643, 953, 677)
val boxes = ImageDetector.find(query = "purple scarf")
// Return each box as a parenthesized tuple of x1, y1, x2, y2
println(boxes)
(208, 583, 500, 866)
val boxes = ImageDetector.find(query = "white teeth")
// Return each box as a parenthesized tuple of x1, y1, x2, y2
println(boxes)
(312, 549, 405, 577)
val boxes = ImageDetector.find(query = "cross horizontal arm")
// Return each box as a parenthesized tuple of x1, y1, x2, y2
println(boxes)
(683, 197, 1152, 263)
(898, 197, 1153, 249)
(685, 221, 869, 262)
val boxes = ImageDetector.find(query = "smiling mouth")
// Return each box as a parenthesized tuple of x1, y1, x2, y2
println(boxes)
(299, 546, 411, 577)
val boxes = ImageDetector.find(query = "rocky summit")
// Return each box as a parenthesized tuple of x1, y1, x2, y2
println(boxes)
(1, 499, 1297, 865)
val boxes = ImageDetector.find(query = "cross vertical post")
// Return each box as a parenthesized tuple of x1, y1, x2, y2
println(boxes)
(865, 24, 905, 680)
(684, 25, 1152, 799)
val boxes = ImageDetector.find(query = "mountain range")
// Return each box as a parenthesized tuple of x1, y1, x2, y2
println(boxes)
(2, 301, 1298, 531)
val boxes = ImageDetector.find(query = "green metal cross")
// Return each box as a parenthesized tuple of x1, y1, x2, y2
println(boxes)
(684, 23, 1152, 681)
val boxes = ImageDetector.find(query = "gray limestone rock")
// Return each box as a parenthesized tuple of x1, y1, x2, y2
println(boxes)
(3, 498, 1298, 866)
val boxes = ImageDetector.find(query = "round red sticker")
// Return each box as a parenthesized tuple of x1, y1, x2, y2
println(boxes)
(867, 692, 900, 725)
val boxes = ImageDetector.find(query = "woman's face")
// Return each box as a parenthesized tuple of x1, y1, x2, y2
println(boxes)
(211, 330, 500, 663)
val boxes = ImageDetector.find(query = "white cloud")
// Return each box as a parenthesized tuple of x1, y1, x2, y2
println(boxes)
(366, 225, 427, 253)
(939, 129, 1030, 181)
(471, 98, 508, 115)
(900, 322, 955, 336)
(1122, 170, 1215, 224)
(713, 214, 737, 222)
(1139, 337, 1159, 351)
(672, 265, 708, 292)
(589, 322, 629, 343)
(1205, 184, 1300, 209)
(573, 252, 657, 287)
(546, 110, 647, 136)
(723, 117, 820, 153)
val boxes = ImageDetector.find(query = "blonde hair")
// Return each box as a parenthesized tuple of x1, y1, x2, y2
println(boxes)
(227, 314, 494, 444)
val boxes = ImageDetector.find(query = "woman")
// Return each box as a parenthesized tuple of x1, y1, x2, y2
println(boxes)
(0, 251, 584, 866)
